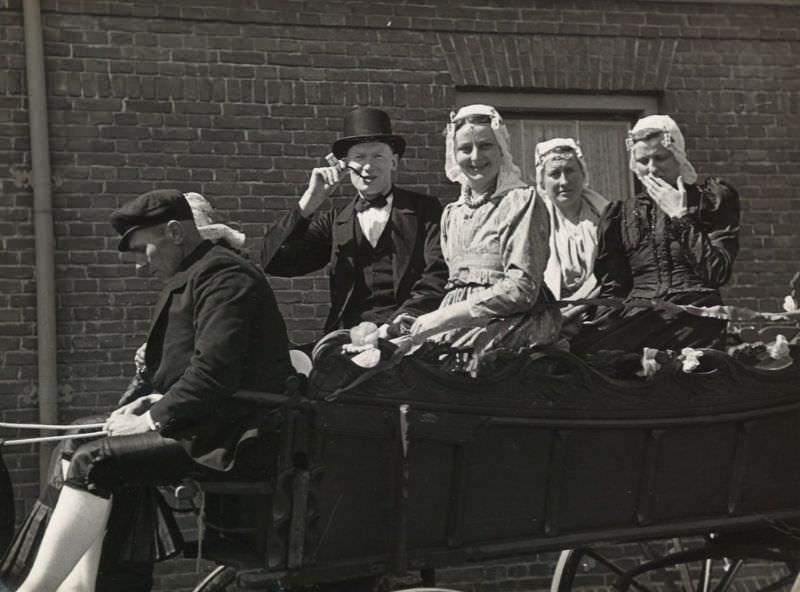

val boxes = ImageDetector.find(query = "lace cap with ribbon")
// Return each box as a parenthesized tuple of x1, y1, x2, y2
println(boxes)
(183, 192, 247, 249)
(626, 114, 698, 184)
(443, 104, 527, 200)
(534, 137, 590, 190)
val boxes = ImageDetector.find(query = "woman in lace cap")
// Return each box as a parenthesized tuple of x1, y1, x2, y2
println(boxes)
(535, 138, 611, 333)
(573, 114, 740, 354)
(392, 104, 562, 375)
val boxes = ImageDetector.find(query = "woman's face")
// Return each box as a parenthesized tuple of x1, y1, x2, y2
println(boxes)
(454, 123, 502, 194)
(541, 154, 585, 208)
(631, 136, 681, 185)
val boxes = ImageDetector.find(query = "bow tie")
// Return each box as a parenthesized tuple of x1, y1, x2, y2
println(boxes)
(354, 193, 390, 213)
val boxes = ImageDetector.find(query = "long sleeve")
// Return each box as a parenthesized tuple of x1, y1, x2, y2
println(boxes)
(149, 261, 266, 434)
(593, 200, 633, 298)
(672, 178, 740, 288)
(466, 190, 550, 318)
(260, 204, 334, 276)
(391, 197, 448, 318)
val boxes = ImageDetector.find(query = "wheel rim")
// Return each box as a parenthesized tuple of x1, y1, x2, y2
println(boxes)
(193, 565, 237, 592)
(550, 539, 800, 592)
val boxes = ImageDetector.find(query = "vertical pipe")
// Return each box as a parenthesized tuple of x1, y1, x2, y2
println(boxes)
(22, 0, 59, 487)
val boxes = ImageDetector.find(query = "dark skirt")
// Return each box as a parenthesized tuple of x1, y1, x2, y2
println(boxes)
(571, 290, 727, 355)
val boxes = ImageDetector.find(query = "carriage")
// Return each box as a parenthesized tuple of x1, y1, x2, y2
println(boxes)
(171, 336, 800, 592)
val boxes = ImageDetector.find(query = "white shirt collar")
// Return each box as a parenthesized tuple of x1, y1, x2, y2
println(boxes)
(356, 193, 393, 247)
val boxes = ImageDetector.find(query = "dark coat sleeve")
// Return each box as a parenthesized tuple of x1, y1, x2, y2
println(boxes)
(260, 204, 335, 276)
(149, 260, 264, 435)
(672, 178, 740, 288)
(391, 196, 448, 319)
(593, 200, 633, 299)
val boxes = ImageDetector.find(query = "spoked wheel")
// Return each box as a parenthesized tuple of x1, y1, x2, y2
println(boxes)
(550, 536, 800, 592)
(193, 565, 238, 592)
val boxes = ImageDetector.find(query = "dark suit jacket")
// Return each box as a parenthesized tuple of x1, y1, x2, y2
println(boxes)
(146, 241, 294, 470)
(261, 187, 447, 333)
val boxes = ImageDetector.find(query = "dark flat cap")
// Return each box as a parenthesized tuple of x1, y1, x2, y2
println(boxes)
(110, 189, 193, 251)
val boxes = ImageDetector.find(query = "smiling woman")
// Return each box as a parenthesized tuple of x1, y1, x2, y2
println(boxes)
(390, 104, 563, 376)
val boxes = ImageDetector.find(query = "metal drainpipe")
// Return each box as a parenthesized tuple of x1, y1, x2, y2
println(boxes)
(23, 0, 59, 487)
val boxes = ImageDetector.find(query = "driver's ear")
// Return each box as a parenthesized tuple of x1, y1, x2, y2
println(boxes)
(165, 219, 185, 245)
(391, 154, 399, 171)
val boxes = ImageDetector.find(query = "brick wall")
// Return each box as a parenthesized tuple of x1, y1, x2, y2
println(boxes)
(2, 0, 799, 590)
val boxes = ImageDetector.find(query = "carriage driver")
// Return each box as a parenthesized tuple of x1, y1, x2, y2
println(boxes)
(13, 190, 295, 592)
(261, 107, 448, 346)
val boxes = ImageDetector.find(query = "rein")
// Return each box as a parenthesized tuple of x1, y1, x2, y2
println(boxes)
(0, 421, 108, 447)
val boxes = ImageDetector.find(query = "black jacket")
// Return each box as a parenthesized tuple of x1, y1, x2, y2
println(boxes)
(261, 188, 448, 333)
(147, 241, 294, 470)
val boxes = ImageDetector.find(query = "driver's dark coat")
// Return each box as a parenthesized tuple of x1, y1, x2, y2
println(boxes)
(146, 241, 294, 470)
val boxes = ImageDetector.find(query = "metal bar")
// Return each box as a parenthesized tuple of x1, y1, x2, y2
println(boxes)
(699, 558, 712, 592)
(23, 0, 59, 489)
(445, 443, 468, 548)
(331, 398, 800, 429)
(712, 559, 743, 592)
(636, 430, 663, 526)
(287, 470, 310, 569)
(393, 404, 410, 575)
(671, 538, 695, 592)
(727, 422, 751, 515)
(482, 404, 800, 429)
(544, 429, 566, 537)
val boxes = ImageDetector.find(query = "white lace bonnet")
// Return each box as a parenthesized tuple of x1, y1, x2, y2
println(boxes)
(443, 104, 526, 197)
(183, 192, 247, 249)
(534, 137, 589, 190)
(626, 115, 698, 184)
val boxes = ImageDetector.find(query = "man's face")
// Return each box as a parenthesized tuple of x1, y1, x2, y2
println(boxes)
(631, 136, 681, 186)
(127, 224, 184, 280)
(346, 141, 398, 198)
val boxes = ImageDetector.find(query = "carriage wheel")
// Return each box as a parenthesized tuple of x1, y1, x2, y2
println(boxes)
(192, 568, 384, 592)
(550, 537, 800, 592)
(193, 565, 238, 592)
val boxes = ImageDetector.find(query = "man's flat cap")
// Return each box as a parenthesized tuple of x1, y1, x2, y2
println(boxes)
(110, 189, 193, 251)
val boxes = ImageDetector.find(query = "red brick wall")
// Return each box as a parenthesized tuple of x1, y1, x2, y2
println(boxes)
(2, 0, 799, 590)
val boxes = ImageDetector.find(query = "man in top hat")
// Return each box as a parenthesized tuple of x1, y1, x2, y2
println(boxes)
(261, 106, 447, 340)
(12, 190, 294, 592)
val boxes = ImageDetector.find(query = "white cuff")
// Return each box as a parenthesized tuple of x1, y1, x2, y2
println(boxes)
(143, 410, 159, 432)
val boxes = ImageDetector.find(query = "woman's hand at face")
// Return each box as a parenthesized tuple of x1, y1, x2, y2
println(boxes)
(642, 174, 687, 219)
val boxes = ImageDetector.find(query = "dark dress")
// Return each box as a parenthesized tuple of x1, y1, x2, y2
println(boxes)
(573, 177, 740, 354)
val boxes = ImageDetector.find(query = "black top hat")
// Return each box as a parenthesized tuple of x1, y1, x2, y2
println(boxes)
(331, 107, 406, 159)
(110, 189, 193, 252)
